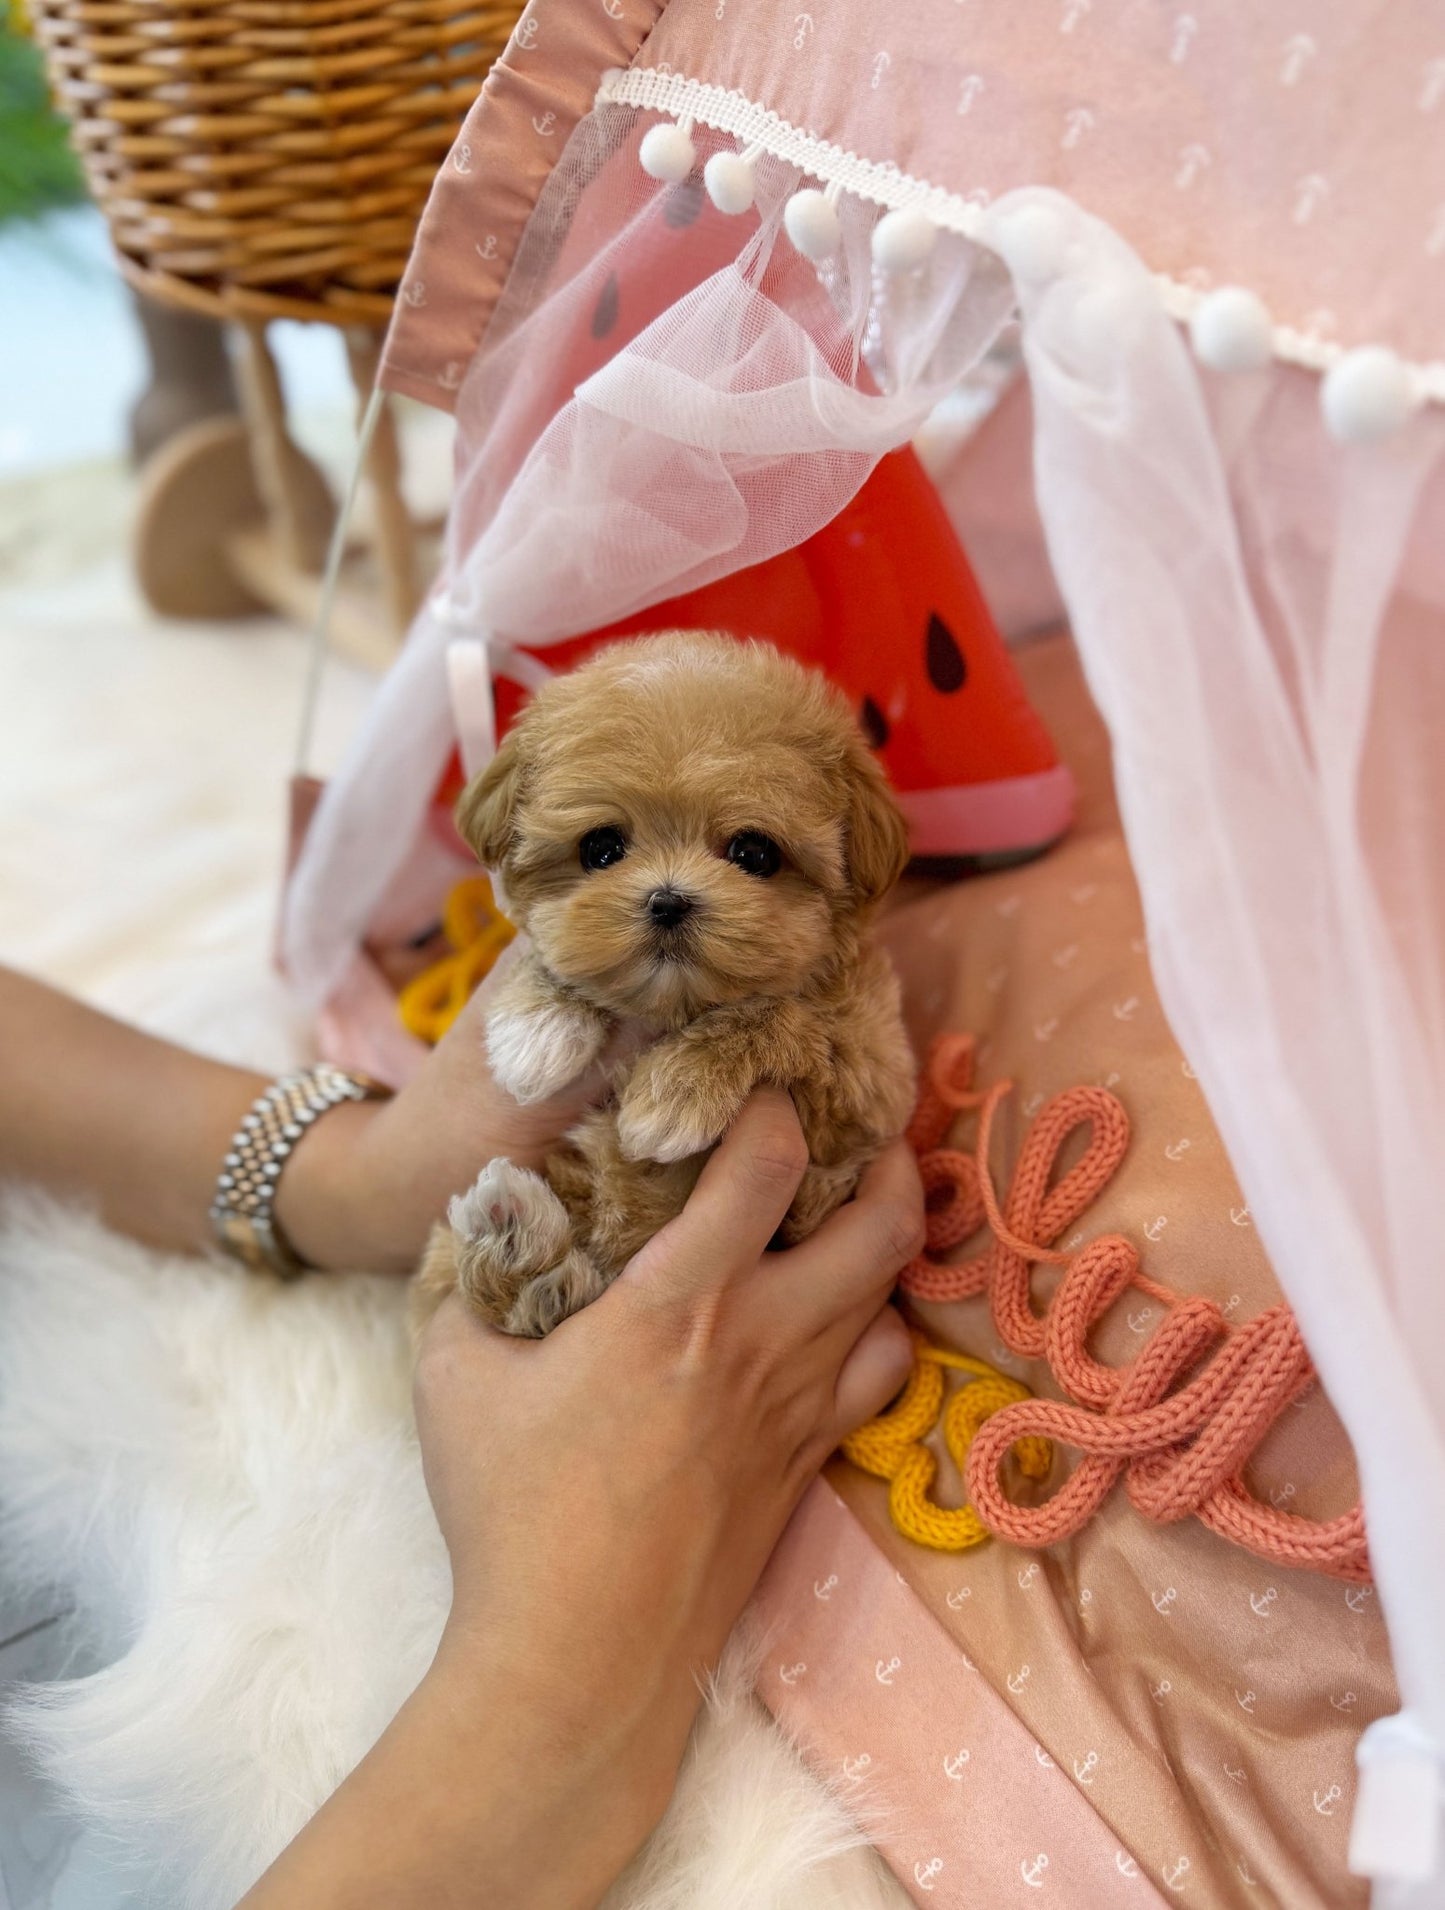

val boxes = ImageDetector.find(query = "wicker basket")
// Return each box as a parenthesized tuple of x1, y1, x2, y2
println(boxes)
(30, 0, 523, 325)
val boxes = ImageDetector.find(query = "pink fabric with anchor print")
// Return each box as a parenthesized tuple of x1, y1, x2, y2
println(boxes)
(384, 0, 1445, 404)
(758, 633, 1398, 1909)
(632, 0, 1445, 369)
(380, 0, 665, 404)
(752, 1483, 1171, 1907)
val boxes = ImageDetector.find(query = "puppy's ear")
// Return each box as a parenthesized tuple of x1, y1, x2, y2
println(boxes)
(455, 731, 523, 870)
(843, 743, 910, 908)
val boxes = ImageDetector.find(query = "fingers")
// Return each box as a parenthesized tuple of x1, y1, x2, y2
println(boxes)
(832, 1304, 914, 1436)
(769, 1140, 925, 1343)
(620, 1089, 808, 1301)
(413, 1292, 525, 1422)
(429, 944, 605, 1165)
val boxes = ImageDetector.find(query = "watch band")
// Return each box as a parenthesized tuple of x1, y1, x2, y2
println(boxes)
(209, 1063, 390, 1277)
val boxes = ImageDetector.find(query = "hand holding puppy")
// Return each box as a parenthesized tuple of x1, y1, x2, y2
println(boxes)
(418, 633, 918, 1337)
(242, 1095, 921, 1909)
(271, 940, 617, 1275)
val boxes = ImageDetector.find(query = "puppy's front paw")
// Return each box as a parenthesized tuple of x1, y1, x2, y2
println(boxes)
(449, 1158, 571, 1323)
(503, 1250, 610, 1339)
(616, 1052, 743, 1164)
(486, 999, 609, 1105)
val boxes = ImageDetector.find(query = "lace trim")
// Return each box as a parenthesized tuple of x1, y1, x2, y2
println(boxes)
(596, 66, 1445, 403)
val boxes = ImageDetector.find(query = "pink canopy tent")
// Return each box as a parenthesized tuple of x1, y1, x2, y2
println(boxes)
(284, 2, 1445, 1899)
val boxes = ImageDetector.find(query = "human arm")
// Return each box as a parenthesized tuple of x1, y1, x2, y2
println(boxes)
(238, 1093, 923, 1908)
(0, 958, 595, 1275)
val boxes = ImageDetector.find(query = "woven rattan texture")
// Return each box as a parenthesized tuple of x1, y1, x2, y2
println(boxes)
(31, 0, 524, 324)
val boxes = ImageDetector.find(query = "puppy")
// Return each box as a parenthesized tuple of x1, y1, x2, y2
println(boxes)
(414, 631, 916, 1337)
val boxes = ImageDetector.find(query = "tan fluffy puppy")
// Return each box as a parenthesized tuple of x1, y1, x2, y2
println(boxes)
(414, 631, 916, 1337)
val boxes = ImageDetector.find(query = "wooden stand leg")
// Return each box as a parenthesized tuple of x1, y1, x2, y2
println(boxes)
(236, 319, 331, 575)
(128, 292, 237, 467)
(346, 327, 420, 632)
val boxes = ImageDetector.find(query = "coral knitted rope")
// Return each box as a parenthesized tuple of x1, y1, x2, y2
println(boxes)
(846, 1035, 1370, 1584)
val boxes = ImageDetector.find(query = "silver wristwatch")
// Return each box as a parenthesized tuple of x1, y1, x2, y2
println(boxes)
(209, 1062, 390, 1276)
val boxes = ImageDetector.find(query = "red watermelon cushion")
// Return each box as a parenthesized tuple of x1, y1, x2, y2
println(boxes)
(437, 444, 1074, 869)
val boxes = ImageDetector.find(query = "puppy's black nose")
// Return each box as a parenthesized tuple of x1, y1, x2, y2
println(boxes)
(647, 888, 694, 929)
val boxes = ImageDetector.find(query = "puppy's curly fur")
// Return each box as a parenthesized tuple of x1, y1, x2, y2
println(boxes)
(414, 632, 916, 1337)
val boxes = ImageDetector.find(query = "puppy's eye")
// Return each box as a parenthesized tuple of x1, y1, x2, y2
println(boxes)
(579, 826, 628, 871)
(725, 831, 782, 878)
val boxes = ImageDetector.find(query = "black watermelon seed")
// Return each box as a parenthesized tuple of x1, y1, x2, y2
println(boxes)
(663, 180, 705, 228)
(860, 696, 889, 748)
(925, 613, 967, 693)
(591, 271, 620, 339)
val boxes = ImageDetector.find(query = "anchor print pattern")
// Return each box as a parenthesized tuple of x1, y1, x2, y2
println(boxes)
(751, 1483, 1231, 1904)
(675, 0, 1445, 385)
(390, 0, 1445, 437)
(710, 610, 1394, 1900)
(1169, 15, 1196, 64)
(855, 1016, 1366, 1894)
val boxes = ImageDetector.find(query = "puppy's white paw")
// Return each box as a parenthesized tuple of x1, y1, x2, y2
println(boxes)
(616, 1069, 730, 1164)
(449, 1157, 569, 1266)
(486, 1001, 608, 1104)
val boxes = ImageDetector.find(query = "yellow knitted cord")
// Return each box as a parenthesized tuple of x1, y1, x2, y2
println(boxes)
(396, 876, 515, 1044)
(840, 1336, 1052, 1552)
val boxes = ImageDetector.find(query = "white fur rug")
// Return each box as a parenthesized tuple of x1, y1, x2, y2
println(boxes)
(0, 514, 905, 1908)
(0, 1198, 900, 1910)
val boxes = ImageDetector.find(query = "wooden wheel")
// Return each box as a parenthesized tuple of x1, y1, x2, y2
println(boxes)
(133, 414, 334, 621)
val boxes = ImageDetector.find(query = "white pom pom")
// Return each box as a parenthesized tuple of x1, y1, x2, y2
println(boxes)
(871, 206, 938, 275)
(639, 121, 696, 185)
(1321, 346, 1418, 444)
(986, 202, 1068, 286)
(784, 187, 842, 261)
(704, 150, 756, 215)
(1189, 287, 1274, 373)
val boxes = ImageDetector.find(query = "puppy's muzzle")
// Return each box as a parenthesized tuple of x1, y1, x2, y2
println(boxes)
(646, 888, 695, 931)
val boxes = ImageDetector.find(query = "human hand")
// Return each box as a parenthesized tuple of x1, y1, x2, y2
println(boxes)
(273, 945, 622, 1275)
(411, 1092, 922, 1905)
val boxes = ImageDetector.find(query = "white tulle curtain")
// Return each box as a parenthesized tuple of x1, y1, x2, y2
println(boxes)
(285, 100, 1445, 1882)
(983, 193, 1445, 1896)
(284, 106, 1014, 1004)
